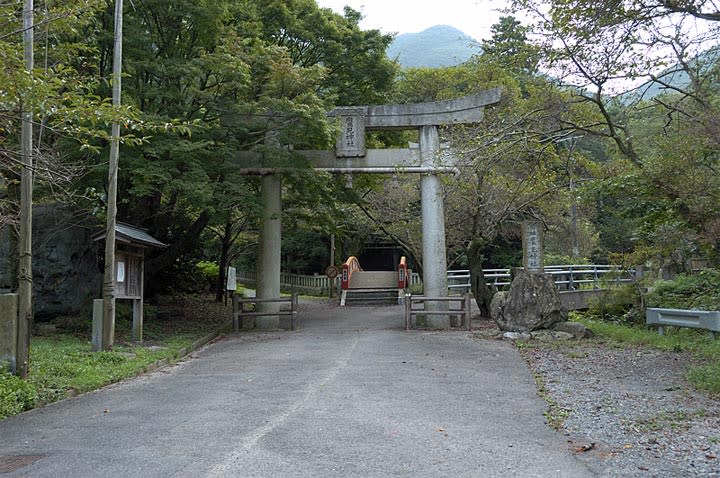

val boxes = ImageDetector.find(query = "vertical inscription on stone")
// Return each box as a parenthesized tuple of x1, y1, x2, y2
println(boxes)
(345, 116, 355, 148)
(334, 109, 366, 157)
(522, 221, 544, 273)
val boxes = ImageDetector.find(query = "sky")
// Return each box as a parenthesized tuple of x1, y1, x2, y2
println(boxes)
(314, 0, 514, 41)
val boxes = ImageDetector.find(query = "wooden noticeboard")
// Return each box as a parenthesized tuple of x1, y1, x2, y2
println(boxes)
(93, 223, 166, 346)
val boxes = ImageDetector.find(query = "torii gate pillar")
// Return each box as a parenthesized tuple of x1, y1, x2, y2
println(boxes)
(255, 174, 282, 328)
(419, 125, 450, 328)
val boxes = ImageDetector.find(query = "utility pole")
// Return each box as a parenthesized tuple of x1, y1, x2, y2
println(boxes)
(17, 0, 34, 378)
(101, 0, 123, 350)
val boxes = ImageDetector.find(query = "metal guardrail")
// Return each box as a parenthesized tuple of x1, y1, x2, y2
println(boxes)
(646, 307, 720, 337)
(405, 293, 472, 330)
(232, 294, 299, 331)
(447, 265, 635, 294)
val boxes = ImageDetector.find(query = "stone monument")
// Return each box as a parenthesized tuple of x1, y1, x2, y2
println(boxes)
(490, 221, 566, 332)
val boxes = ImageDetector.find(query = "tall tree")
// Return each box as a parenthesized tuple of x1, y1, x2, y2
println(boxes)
(513, 0, 720, 268)
(71, 0, 398, 293)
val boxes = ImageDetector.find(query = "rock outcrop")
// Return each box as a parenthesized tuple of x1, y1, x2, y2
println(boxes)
(490, 270, 567, 332)
(0, 204, 102, 319)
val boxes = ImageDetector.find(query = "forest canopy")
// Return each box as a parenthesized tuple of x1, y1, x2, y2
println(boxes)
(2, 0, 719, 302)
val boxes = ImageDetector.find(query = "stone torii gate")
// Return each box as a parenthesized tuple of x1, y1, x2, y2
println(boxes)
(238, 89, 501, 329)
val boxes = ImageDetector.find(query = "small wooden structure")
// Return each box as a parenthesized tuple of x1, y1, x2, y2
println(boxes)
(93, 223, 166, 344)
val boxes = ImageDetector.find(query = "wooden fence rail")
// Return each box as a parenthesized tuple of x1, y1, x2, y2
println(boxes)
(232, 294, 298, 331)
(405, 293, 472, 331)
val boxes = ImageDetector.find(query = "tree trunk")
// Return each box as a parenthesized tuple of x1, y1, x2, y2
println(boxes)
(467, 238, 494, 318)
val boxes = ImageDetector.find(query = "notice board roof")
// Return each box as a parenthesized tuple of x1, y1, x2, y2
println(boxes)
(93, 223, 167, 248)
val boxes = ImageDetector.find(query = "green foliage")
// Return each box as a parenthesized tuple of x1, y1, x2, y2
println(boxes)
(646, 270, 720, 310)
(196, 261, 220, 284)
(586, 285, 641, 323)
(512, 0, 720, 271)
(543, 253, 591, 265)
(479, 16, 539, 74)
(27, 336, 177, 404)
(687, 364, 720, 394)
(0, 300, 228, 420)
(282, 230, 330, 274)
(0, 367, 38, 420)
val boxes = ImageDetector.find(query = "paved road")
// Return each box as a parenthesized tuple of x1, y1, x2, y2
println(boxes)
(0, 302, 595, 477)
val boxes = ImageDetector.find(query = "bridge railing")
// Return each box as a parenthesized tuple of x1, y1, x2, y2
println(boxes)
(398, 256, 409, 289)
(237, 270, 338, 295)
(341, 256, 363, 290)
(236, 264, 634, 296)
(447, 265, 634, 294)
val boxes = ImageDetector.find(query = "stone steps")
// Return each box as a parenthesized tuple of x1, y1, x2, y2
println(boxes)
(341, 289, 402, 306)
(349, 271, 398, 289)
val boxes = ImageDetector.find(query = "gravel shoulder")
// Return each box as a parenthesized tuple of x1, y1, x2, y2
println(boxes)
(514, 338, 720, 477)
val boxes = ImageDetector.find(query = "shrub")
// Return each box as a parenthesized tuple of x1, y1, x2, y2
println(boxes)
(586, 284, 642, 323)
(196, 261, 220, 291)
(645, 269, 720, 310)
(543, 253, 591, 266)
(0, 367, 38, 420)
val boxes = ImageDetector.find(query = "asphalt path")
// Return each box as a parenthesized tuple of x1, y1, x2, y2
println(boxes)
(0, 302, 595, 477)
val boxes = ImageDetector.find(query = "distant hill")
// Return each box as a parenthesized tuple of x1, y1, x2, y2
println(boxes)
(619, 47, 720, 103)
(387, 25, 479, 68)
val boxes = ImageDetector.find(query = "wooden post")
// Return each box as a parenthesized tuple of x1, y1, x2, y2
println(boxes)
(17, 0, 35, 378)
(405, 294, 412, 330)
(291, 293, 298, 331)
(464, 293, 472, 331)
(232, 294, 239, 333)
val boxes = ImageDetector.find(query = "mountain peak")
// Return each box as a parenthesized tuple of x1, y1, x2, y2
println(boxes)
(388, 25, 479, 68)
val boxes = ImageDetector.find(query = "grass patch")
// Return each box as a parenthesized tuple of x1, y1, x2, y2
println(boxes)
(687, 364, 720, 393)
(1, 295, 231, 420)
(574, 313, 720, 394)
(626, 410, 706, 433)
(28, 335, 186, 405)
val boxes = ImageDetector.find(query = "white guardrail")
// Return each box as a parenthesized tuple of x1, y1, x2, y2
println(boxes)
(237, 265, 634, 295)
(446, 265, 635, 294)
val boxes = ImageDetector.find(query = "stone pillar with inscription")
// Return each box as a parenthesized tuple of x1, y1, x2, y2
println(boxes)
(522, 221, 544, 273)
(0, 294, 18, 373)
(490, 220, 566, 332)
